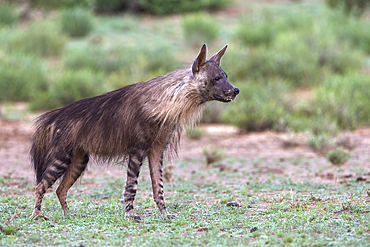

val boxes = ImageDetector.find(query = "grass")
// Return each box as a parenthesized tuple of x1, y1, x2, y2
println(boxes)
(1, 157, 370, 246)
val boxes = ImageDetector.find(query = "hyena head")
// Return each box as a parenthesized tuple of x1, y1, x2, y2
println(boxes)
(192, 44, 239, 103)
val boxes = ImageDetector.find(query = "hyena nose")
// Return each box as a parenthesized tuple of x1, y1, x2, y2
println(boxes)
(234, 87, 240, 95)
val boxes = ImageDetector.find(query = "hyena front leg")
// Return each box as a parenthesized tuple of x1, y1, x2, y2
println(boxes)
(123, 149, 145, 220)
(32, 152, 72, 220)
(56, 149, 89, 218)
(148, 147, 176, 219)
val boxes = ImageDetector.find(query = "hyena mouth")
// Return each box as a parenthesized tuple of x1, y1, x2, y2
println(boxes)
(214, 95, 235, 103)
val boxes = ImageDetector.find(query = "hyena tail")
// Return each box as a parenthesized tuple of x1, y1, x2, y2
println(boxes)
(30, 109, 61, 184)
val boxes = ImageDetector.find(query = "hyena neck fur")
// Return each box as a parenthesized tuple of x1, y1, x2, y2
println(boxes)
(138, 68, 205, 131)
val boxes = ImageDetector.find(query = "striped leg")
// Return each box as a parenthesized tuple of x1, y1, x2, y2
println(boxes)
(123, 149, 145, 220)
(32, 154, 71, 220)
(56, 149, 89, 218)
(148, 147, 176, 219)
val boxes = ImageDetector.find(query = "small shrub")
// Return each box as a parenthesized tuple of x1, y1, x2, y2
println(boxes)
(139, 0, 201, 15)
(0, 2, 19, 26)
(202, 103, 224, 123)
(310, 119, 338, 136)
(328, 13, 370, 54)
(63, 43, 179, 75)
(62, 43, 129, 73)
(140, 45, 180, 73)
(308, 134, 335, 155)
(31, 0, 92, 9)
(186, 127, 205, 140)
(95, 0, 129, 13)
(0, 51, 48, 102)
(335, 133, 357, 151)
(327, 147, 351, 165)
(6, 21, 67, 57)
(30, 69, 108, 110)
(138, 0, 231, 15)
(311, 73, 370, 130)
(222, 80, 293, 132)
(203, 145, 225, 166)
(182, 13, 219, 46)
(234, 12, 276, 47)
(62, 43, 124, 73)
(326, 0, 370, 16)
(60, 8, 94, 37)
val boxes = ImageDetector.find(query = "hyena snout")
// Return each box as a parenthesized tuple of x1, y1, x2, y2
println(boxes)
(223, 87, 239, 96)
(215, 83, 239, 102)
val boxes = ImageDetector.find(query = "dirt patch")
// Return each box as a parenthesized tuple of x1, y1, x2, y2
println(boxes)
(1, 119, 370, 189)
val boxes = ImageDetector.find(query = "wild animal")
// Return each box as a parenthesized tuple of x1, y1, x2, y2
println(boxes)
(30, 44, 239, 220)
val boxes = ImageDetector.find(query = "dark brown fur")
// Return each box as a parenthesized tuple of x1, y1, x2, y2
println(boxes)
(30, 44, 239, 220)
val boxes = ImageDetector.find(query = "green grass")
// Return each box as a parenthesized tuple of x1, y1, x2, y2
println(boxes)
(1, 157, 370, 246)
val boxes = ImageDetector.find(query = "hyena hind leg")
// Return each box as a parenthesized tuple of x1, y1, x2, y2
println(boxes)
(56, 149, 89, 218)
(32, 155, 72, 220)
(123, 149, 145, 221)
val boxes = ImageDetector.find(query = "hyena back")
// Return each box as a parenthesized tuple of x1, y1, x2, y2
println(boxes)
(30, 44, 239, 220)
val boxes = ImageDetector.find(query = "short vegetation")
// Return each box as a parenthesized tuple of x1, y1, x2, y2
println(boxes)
(1, 1, 370, 246)
(0, 1, 369, 146)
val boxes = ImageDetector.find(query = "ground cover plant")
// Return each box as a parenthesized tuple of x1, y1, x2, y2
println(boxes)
(1, 154, 370, 246)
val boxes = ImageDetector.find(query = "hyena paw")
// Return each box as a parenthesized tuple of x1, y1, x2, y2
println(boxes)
(166, 214, 178, 220)
(125, 212, 141, 222)
(31, 213, 52, 221)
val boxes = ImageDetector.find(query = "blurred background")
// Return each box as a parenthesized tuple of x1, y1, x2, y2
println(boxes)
(0, 0, 370, 141)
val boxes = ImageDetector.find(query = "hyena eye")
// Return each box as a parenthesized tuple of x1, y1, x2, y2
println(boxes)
(215, 77, 220, 81)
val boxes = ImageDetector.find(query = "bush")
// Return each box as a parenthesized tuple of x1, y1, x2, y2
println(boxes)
(223, 45, 318, 88)
(62, 42, 179, 76)
(0, 51, 48, 102)
(5, 21, 67, 57)
(327, 12, 370, 54)
(139, 0, 231, 15)
(203, 145, 225, 166)
(62, 43, 123, 73)
(30, 69, 108, 110)
(225, 30, 364, 87)
(234, 12, 276, 47)
(182, 13, 219, 46)
(0, 2, 19, 27)
(327, 147, 351, 165)
(60, 8, 94, 37)
(308, 134, 335, 155)
(95, 0, 138, 13)
(326, 0, 370, 16)
(31, 0, 92, 10)
(311, 73, 370, 130)
(186, 127, 205, 140)
(222, 80, 293, 132)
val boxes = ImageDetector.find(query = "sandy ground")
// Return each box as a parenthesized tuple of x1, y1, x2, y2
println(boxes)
(1, 118, 370, 193)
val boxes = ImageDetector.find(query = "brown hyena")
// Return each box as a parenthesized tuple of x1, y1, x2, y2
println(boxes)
(30, 44, 239, 220)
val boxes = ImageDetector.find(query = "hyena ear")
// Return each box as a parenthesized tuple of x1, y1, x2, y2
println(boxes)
(192, 44, 207, 75)
(208, 44, 228, 66)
